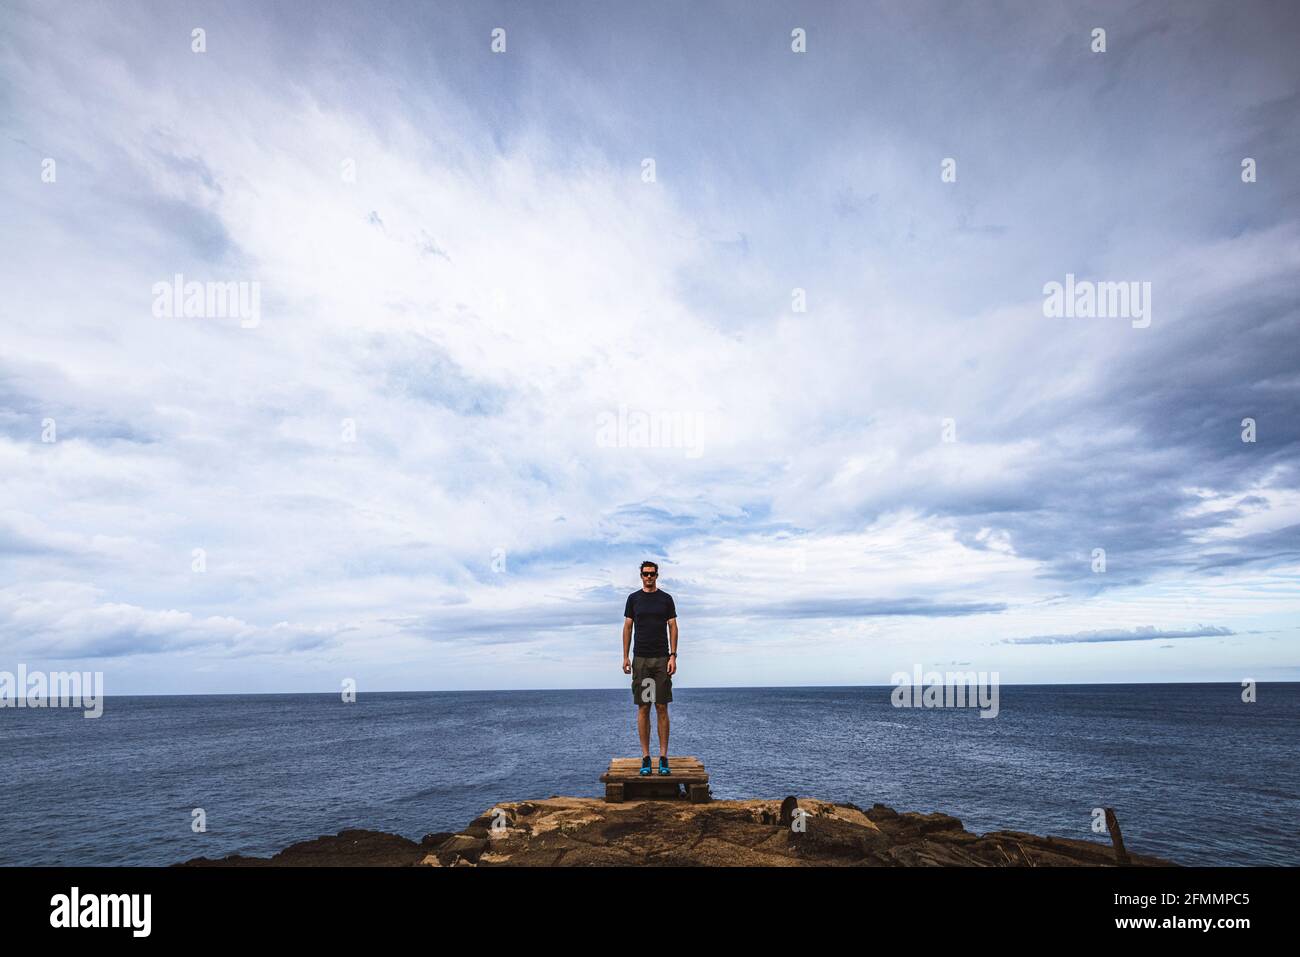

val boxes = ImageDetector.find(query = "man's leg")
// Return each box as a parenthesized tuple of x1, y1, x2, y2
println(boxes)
(655, 702, 669, 757)
(637, 703, 651, 757)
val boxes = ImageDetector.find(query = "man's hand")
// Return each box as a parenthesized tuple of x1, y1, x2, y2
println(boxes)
(666, 656, 676, 676)
(622, 657, 631, 674)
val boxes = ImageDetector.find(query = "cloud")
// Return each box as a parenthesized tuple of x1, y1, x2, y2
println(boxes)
(0, 583, 339, 659)
(0, 0, 1297, 689)
(1003, 626, 1236, 646)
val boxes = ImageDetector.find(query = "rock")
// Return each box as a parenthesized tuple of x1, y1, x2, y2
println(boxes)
(176, 797, 1178, 867)
(178, 828, 428, 867)
(778, 795, 799, 827)
(899, 811, 965, 834)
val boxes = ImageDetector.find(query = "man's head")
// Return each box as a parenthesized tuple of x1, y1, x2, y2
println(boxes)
(640, 561, 658, 589)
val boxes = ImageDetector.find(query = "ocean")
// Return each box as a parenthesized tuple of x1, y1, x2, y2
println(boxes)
(1, 683, 1295, 866)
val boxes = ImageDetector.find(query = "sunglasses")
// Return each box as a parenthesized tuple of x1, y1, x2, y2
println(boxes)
(641, 571, 658, 577)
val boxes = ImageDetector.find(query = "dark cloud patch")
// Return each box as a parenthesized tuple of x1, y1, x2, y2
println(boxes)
(417, 229, 450, 261)
(739, 596, 1006, 620)
(155, 149, 223, 194)
(0, 520, 72, 558)
(1191, 522, 1300, 573)
(1004, 625, 1234, 646)
(400, 593, 1004, 642)
(934, 274, 1300, 591)
(139, 196, 234, 262)
(364, 332, 508, 416)
(0, 358, 162, 445)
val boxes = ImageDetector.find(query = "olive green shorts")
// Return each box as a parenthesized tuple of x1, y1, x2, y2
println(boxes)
(632, 656, 673, 705)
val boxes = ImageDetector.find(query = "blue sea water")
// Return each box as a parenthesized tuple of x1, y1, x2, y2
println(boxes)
(1, 683, 1296, 866)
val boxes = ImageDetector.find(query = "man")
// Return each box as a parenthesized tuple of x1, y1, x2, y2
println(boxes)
(622, 561, 678, 776)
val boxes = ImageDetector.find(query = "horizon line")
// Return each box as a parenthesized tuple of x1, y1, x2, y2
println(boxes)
(33, 678, 1298, 698)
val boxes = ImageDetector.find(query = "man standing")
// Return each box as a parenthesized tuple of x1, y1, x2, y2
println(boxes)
(622, 561, 678, 776)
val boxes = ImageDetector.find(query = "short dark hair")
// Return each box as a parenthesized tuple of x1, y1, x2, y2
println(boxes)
(640, 561, 659, 574)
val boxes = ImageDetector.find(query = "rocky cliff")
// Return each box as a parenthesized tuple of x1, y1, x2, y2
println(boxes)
(178, 796, 1175, 866)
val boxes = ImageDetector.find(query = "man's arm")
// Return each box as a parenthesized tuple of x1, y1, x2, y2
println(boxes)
(667, 618, 678, 673)
(622, 617, 633, 672)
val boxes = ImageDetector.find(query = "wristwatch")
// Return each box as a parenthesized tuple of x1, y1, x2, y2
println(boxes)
(668, 652, 677, 658)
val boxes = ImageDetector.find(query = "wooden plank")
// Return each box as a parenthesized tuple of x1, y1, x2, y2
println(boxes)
(606, 770, 706, 776)
(603, 764, 707, 774)
(607, 767, 705, 773)
(605, 772, 707, 779)
(607, 767, 705, 774)
(601, 773, 708, 783)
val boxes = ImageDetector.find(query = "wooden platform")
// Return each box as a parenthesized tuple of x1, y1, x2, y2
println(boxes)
(600, 755, 711, 803)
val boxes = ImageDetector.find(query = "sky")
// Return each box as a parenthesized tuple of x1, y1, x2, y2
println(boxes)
(1, 0, 1297, 693)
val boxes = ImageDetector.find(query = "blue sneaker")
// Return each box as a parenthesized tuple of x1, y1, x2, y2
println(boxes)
(639, 756, 652, 776)
(658, 756, 671, 775)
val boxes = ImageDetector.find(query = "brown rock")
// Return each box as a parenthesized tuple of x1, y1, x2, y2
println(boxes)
(178, 797, 1178, 867)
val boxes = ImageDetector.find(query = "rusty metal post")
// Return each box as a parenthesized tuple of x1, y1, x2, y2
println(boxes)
(1104, 807, 1130, 866)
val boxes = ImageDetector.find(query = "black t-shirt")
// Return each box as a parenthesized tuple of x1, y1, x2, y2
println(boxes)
(624, 589, 676, 658)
